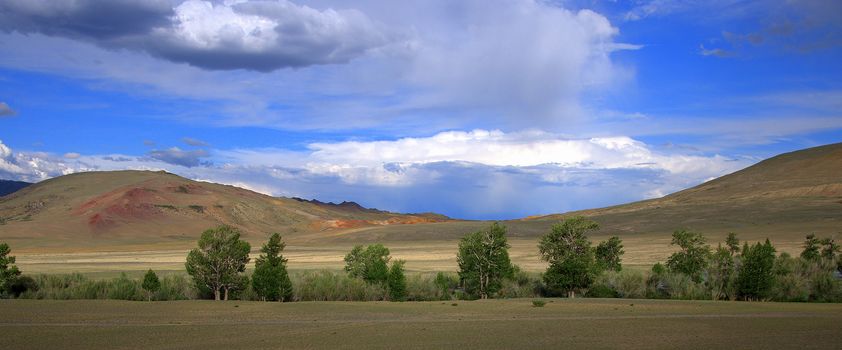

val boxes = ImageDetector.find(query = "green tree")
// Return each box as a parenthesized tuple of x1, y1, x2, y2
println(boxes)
(142, 269, 161, 301)
(457, 222, 513, 299)
(666, 230, 710, 283)
(538, 216, 599, 298)
(725, 232, 740, 256)
(252, 233, 294, 302)
(0, 242, 21, 297)
(344, 244, 391, 284)
(820, 237, 842, 274)
(800, 234, 821, 261)
(820, 237, 840, 260)
(185, 225, 251, 301)
(387, 260, 407, 301)
(736, 239, 776, 301)
(707, 244, 735, 300)
(595, 236, 624, 272)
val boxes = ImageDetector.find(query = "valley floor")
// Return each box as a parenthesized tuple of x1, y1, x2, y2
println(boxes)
(10, 236, 807, 276)
(2, 298, 840, 349)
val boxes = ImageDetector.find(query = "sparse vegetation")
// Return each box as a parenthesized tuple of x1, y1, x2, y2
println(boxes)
(154, 204, 177, 210)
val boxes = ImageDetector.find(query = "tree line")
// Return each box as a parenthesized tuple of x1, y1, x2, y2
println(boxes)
(1, 219, 840, 302)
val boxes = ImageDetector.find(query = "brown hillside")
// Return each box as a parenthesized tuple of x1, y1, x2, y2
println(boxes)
(334, 142, 842, 243)
(0, 170, 449, 247)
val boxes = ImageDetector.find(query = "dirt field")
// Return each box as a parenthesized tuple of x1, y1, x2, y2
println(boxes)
(2, 298, 840, 349)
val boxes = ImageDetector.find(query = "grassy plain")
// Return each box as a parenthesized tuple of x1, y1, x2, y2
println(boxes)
(2, 298, 841, 349)
(10, 231, 807, 276)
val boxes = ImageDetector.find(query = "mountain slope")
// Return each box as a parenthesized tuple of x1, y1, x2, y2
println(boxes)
(528, 142, 842, 237)
(334, 142, 842, 243)
(0, 179, 31, 197)
(0, 170, 449, 245)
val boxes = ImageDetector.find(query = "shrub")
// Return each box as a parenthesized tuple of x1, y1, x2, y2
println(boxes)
(586, 284, 618, 298)
(591, 270, 646, 299)
(532, 300, 546, 307)
(7, 275, 38, 298)
(293, 270, 385, 301)
(155, 274, 196, 300)
(142, 270, 161, 301)
(405, 274, 443, 301)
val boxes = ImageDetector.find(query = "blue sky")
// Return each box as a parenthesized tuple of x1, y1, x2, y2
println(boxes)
(0, 0, 840, 219)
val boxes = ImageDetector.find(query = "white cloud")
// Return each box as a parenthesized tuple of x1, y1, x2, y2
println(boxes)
(0, 0, 637, 131)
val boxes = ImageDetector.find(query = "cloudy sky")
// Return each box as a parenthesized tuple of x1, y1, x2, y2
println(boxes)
(0, 0, 840, 219)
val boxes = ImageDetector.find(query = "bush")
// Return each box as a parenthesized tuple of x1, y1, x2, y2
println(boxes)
(532, 300, 546, 307)
(646, 271, 709, 300)
(405, 274, 444, 301)
(7, 275, 38, 298)
(293, 270, 385, 301)
(155, 274, 196, 300)
(591, 270, 645, 299)
(586, 284, 618, 298)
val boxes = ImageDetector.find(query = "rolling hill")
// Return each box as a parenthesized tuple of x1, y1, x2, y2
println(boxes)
(0, 170, 449, 247)
(329, 142, 842, 243)
(1, 142, 840, 254)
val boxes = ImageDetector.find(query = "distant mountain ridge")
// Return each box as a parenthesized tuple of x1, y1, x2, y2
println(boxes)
(0, 179, 31, 197)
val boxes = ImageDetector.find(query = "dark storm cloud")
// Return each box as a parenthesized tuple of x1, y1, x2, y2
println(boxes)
(0, 0, 390, 71)
(0, 102, 15, 116)
(0, 0, 173, 39)
(146, 147, 209, 167)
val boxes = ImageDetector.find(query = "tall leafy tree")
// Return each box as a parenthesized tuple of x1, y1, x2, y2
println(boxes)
(736, 239, 776, 300)
(819, 237, 842, 274)
(185, 225, 251, 301)
(820, 237, 840, 260)
(800, 234, 821, 261)
(142, 269, 161, 301)
(252, 233, 294, 302)
(538, 216, 599, 298)
(0, 242, 21, 297)
(344, 244, 391, 284)
(387, 260, 407, 301)
(725, 232, 740, 256)
(707, 244, 736, 300)
(666, 229, 710, 283)
(457, 222, 513, 299)
(595, 236, 624, 272)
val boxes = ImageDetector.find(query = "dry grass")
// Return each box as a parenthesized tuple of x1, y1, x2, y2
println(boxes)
(13, 233, 808, 276)
(2, 298, 841, 349)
